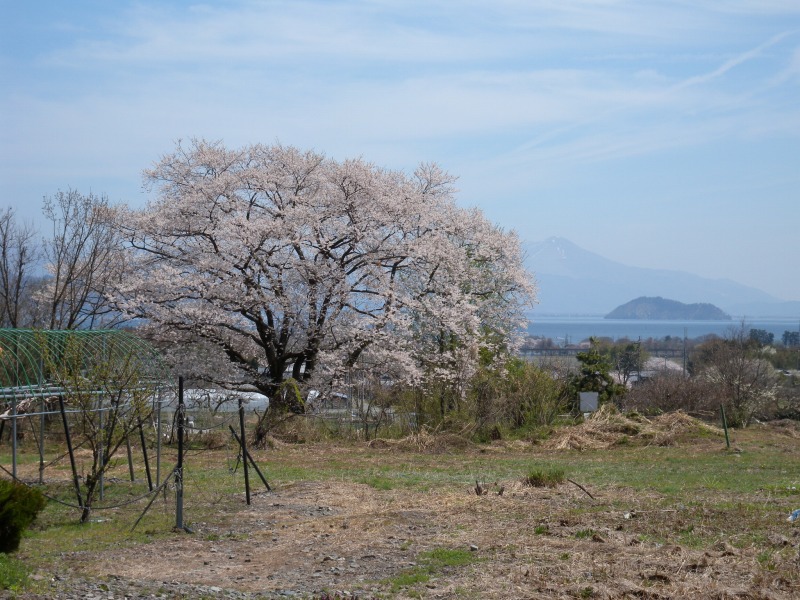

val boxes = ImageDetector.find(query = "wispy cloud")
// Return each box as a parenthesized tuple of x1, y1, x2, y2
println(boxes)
(3, 0, 800, 298)
(674, 30, 798, 90)
(8, 2, 798, 162)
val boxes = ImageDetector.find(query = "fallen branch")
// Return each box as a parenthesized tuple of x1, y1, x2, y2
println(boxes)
(567, 478, 595, 499)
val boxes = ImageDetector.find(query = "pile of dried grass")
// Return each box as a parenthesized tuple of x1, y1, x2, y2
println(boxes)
(368, 429, 474, 453)
(587, 403, 648, 434)
(543, 404, 649, 450)
(543, 405, 720, 450)
(545, 429, 629, 451)
(649, 410, 722, 446)
(488, 439, 534, 452)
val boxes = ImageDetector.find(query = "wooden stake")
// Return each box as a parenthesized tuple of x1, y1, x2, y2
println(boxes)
(58, 395, 83, 509)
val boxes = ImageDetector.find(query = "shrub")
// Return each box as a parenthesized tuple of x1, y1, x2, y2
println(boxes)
(0, 480, 47, 553)
(622, 371, 723, 418)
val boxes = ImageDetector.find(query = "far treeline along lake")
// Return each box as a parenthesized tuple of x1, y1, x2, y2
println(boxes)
(527, 316, 800, 344)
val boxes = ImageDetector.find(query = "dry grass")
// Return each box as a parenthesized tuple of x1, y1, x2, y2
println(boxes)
(368, 429, 475, 453)
(543, 404, 723, 450)
(766, 419, 800, 438)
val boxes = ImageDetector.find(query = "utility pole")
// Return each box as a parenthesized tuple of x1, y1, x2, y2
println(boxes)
(683, 327, 687, 377)
(637, 337, 642, 382)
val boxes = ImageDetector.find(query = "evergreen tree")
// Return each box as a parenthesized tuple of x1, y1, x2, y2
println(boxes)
(569, 337, 625, 406)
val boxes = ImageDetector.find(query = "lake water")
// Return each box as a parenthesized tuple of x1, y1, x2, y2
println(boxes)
(527, 316, 800, 343)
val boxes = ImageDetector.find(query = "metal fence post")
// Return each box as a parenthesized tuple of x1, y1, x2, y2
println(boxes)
(238, 397, 251, 505)
(176, 376, 185, 530)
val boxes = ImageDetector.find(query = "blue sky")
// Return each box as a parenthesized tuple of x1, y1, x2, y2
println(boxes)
(2, 1, 799, 300)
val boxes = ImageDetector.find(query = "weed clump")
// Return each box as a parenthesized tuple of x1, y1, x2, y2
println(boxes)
(523, 465, 566, 488)
(0, 553, 30, 591)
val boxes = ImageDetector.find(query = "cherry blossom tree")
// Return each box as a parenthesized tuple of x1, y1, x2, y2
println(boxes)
(116, 140, 535, 409)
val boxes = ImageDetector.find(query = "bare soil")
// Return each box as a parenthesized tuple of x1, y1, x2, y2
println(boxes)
(12, 415, 800, 599)
(53, 464, 800, 598)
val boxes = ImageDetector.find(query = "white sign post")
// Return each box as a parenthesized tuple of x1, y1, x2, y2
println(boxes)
(579, 391, 599, 415)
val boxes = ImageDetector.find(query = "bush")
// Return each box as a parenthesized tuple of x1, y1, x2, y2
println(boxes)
(622, 372, 723, 419)
(0, 480, 47, 553)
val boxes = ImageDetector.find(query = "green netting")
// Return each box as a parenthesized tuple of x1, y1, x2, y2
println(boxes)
(0, 329, 169, 398)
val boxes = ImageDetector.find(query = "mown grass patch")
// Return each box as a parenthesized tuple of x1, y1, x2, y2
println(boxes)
(356, 474, 395, 490)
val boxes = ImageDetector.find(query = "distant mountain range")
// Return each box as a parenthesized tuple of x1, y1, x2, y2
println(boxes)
(524, 237, 800, 317)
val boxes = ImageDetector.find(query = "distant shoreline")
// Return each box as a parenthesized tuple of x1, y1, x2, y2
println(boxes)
(532, 313, 798, 320)
(527, 315, 800, 343)
(606, 317, 732, 321)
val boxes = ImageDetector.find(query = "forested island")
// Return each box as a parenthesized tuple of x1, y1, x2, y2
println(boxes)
(605, 296, 731, 320)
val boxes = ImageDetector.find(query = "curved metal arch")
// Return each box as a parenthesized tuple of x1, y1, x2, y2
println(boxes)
(0, 329, 170, 398)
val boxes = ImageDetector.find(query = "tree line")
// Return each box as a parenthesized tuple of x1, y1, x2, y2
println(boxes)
(1, 190, 123, 331)
(1, 140, 539, 431)
(3, 140, 797, 441)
